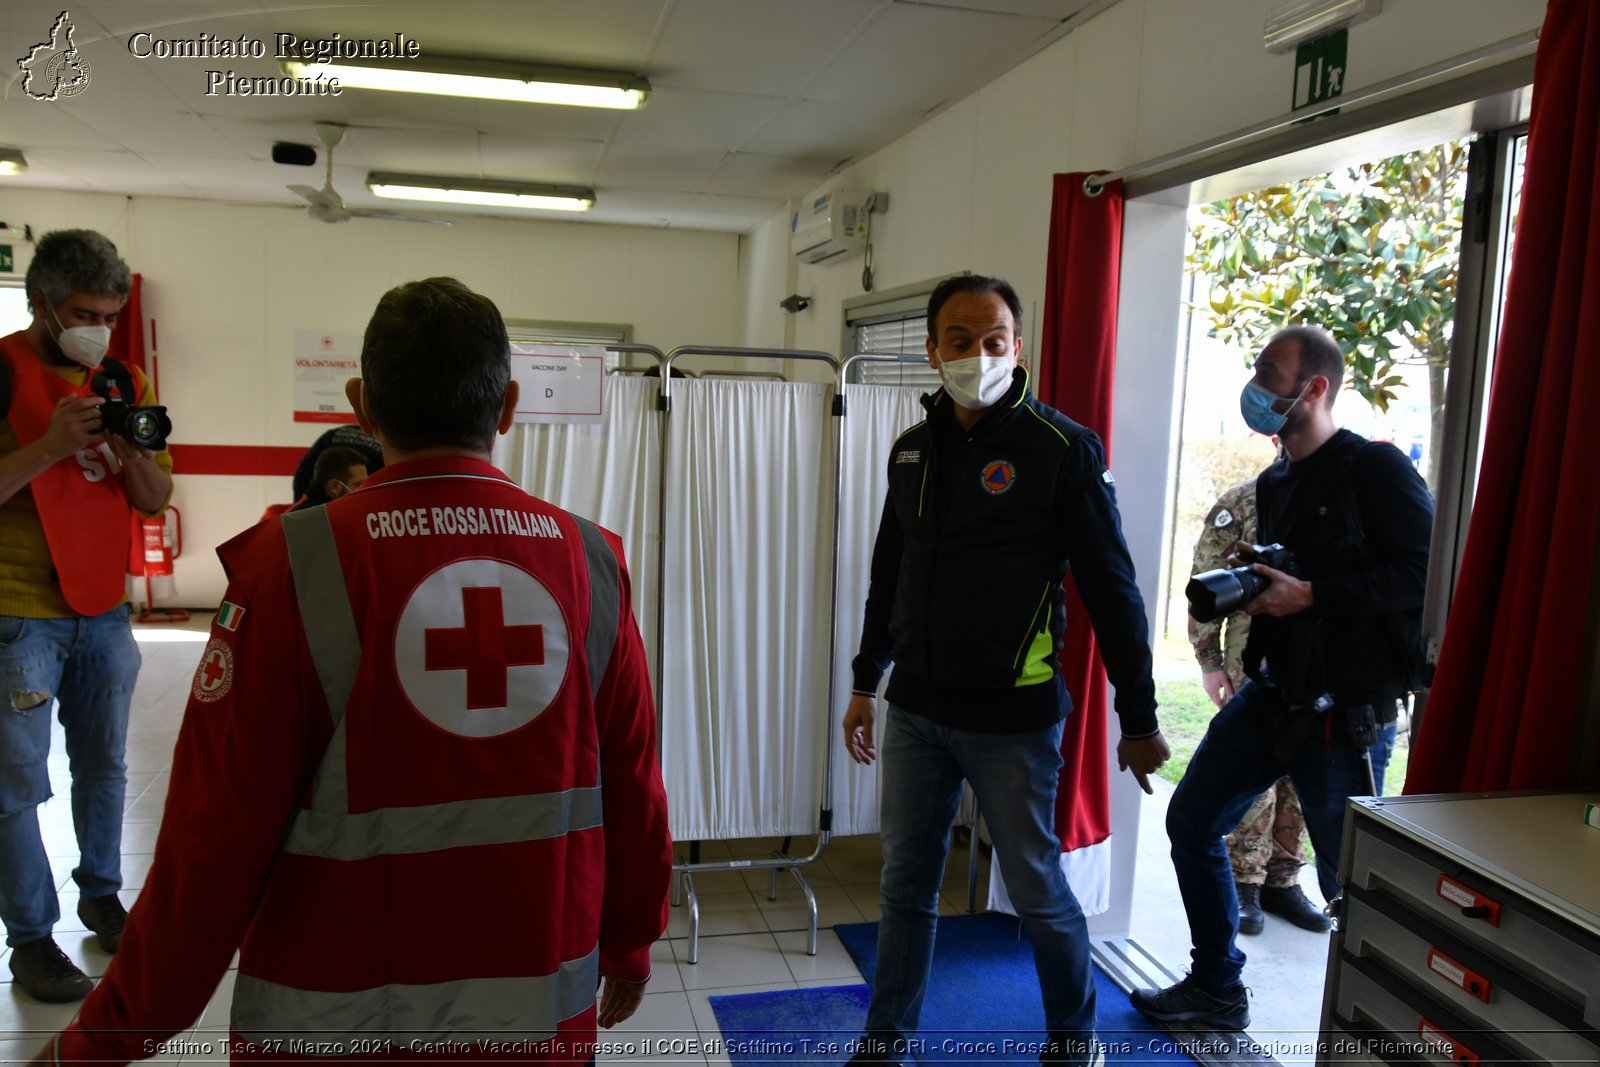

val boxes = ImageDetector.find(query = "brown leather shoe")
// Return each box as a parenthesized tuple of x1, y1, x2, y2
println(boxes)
(9, 937, 94, 1002)
(78, 893, 128, 954)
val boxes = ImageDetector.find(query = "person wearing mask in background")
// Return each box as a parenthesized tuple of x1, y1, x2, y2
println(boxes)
(1134, 325, 1430, 1032)
(289, 444, 367, 512)
(0, 230, 172, 1002)
(1187, 477, 1329, 936)
(291, 423, 382, 502)
(843, 274, 1169, 1067)
(30, 277, 671, 1064)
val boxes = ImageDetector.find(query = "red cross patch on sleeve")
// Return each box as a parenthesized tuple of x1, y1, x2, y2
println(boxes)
(192, 637, 235, 704)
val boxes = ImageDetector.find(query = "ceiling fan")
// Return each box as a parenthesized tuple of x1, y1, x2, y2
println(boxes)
(288, 123, 452, 226)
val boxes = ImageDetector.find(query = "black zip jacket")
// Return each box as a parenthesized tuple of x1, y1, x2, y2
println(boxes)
(1244, 428, 1433, 706)
(851, 367, 1159, 736)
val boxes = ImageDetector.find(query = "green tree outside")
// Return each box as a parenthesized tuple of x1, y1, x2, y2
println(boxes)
(1187, 140, 1468, 490)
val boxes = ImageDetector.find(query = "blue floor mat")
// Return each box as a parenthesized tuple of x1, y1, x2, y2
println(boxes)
(708, 913, 1194, 1065)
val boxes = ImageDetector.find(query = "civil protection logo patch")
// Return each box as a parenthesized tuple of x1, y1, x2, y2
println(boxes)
(980, 460, 1017, 495)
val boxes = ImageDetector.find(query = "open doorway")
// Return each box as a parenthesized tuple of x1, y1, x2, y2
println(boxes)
(1156, 136, 1473, 790)
(1128, 114, 1528, 1050)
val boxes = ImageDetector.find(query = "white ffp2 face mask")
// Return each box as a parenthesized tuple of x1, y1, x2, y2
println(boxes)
(937, 352, 1013, 410)
(48, 305, 112, 369)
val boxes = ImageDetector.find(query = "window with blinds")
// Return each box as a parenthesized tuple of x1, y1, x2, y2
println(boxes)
(848, 305, 941, 388)
(505, 321, 631, 372)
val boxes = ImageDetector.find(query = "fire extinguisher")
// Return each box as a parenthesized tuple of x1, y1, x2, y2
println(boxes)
(137, 507, 190, 623)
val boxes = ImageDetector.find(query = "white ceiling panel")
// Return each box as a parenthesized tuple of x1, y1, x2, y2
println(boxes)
(0, 102, 115, 150)
(460, 0, 668, 68)
(649, 0, 883, 97)
(802, 3, 1058, 111)
(701, 152, 839, 199)
(909, 0, 1103, 18)
(144, 155, 299, 197)
(472, 134, 606, 186)
(69, 106, 252, 158)
(0, 158, 92, 191)
(741, 98, 924, 161)
(28, 147, 189, 191)
(79, 4, 282, 44)
(610, 87, 784, 151)
(594, 143, 728, 192)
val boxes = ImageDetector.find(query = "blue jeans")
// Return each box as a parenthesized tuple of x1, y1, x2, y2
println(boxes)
(0, 606, 139, 946)
(1165, 682, 1379, 990)
(866, 705, 1095, 1052)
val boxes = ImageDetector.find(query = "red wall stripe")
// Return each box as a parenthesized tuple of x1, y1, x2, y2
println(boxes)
(166, 445, 304, 477)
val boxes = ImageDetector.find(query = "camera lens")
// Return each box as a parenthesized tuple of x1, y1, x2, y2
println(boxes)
(125, 407, 171, 451)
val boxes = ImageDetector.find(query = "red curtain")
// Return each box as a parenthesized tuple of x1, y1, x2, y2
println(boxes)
(1037, 172, 1125, 851)
(108, 273, 146, 374)
(1406, 1, 1600, 793)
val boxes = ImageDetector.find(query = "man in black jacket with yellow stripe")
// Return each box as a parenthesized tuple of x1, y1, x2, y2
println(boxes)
(843, 275, 1169, 1067)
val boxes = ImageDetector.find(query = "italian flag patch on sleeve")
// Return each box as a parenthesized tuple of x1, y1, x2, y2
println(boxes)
(217, 602, 246, 632)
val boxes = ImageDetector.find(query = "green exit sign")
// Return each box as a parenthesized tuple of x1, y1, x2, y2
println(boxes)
(0, 245, 11, 273)
(1294, 28, 1347, 113)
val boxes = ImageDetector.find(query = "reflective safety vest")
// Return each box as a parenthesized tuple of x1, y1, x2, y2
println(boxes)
(0, 332, 133, 616)
(229, 467, 626, 1053)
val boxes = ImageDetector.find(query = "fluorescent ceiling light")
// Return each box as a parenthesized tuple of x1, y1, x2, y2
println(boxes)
(0, 148, 27, 176)
(281, 57, 648, 109)
(368, 173, 595, 213)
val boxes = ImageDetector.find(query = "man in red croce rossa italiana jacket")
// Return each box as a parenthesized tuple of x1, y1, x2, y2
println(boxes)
(34, 277, 672, 1065)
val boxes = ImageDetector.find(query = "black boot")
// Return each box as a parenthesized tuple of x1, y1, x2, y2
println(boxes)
(1237, 882, 1264, 936)
(1260, 884, 1332, 932)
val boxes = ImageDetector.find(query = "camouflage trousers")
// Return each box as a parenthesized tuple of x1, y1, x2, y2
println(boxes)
(1227, 776, 1307, 889)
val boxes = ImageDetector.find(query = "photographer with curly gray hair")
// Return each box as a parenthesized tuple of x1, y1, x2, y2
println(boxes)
(0, 229, 173, 1002)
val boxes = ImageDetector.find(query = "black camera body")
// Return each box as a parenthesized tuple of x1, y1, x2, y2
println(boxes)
(1186, 542, 1297, 623)
(91, 374, 171, 452)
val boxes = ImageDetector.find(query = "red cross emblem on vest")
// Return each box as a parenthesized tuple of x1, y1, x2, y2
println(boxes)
(425, 587, 546, 709)
(395, 559, 571, 738)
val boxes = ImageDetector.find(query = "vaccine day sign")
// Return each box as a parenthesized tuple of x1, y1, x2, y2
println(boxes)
(510, 345, 606, 425)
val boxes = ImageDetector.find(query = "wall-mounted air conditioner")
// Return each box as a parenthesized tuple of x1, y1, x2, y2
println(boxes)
(790, 189, 883, 263)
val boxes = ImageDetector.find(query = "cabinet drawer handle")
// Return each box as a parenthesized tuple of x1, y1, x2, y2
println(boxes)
(1426, 947, 1493, 1003)
(1419, 1019, 1480, 1066)
(1436, 874, 1503, 926)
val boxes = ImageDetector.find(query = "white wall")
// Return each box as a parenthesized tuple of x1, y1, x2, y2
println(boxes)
(0, 188, 743, 606)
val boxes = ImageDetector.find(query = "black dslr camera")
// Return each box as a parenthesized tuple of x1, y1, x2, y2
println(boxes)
(1186, 543, 1297, 623)
(91, 374, 171, 452)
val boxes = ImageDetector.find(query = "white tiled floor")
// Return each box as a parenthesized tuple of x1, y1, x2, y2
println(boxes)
(1, 614, 1332, 1063)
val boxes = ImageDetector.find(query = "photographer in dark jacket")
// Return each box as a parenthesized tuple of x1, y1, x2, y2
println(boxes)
(842, 275, 1169, 1067)
(1132, 326, 1433, 1031)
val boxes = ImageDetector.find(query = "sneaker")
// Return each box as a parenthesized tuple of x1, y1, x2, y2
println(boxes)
(1042, 1035, 1105, 1067)
(1260, 884, 1332, 932)
(79, 893, 128, 953)
(1237, 883, 1264, 936)
(1130, 974, 1250, 1030)
(9, 937, 94, 1003)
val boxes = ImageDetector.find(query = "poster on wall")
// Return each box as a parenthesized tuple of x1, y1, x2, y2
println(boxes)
(510, 344, 606, 425)
(293, 330, 361, 423)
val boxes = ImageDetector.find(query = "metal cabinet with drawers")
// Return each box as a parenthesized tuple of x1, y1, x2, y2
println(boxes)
(1319, 792, 1600, 1066)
